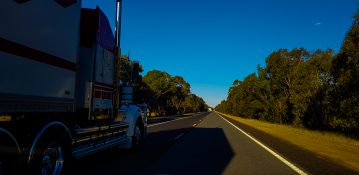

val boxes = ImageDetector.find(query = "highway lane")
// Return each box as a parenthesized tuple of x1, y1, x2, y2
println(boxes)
(145, 112, 298, 175)
(69, 112, 209, 175)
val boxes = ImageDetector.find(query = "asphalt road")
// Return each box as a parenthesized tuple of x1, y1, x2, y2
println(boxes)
(69, 112, 358, 175)
(145, 112, 297, 175)
(70, 112, 209, 175)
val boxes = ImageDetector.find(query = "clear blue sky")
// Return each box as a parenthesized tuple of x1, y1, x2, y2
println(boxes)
(83, 0, 358, 107)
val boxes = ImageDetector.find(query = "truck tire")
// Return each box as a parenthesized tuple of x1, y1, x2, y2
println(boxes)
(131, 119, 144, 150)
(30, 133, 70, 175)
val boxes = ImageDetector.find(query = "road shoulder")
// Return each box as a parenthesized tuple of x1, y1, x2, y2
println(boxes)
(218, 113, 358, 175)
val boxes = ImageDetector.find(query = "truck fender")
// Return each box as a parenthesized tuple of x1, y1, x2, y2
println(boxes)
(123, 105, 142, 138)
(27, 121, 72, 164)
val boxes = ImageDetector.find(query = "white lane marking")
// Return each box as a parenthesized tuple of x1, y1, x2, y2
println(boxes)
(148, 116, 193, 127)
(216, 113, 307, 175)
(174, 133, 184, 140)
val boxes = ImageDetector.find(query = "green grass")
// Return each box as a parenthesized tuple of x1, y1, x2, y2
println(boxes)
(218, 112, 359, 172)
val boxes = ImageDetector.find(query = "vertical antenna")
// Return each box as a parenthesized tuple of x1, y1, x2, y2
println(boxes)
(115, 0, 122, 51)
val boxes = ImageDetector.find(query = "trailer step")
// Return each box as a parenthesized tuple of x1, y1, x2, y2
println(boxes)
(72, 136, 129, 159)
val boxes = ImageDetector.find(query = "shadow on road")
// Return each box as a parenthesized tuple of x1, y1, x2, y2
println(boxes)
(69, 127, 234, 175)
(145, 127, 234, 175)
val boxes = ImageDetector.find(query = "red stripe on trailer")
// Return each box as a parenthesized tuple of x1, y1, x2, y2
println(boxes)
(0, 37, 76, 72)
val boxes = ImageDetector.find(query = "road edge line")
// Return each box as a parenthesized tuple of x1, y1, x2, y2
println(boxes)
(148, 116, 194, 127)
(216, 113, 307, 175)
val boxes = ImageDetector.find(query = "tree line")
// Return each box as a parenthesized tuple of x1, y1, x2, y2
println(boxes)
(216, 11, 359, 137)
(133, 70, 208, 116)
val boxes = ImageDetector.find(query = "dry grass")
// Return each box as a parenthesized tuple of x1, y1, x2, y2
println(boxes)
(218, 112, 359, 172)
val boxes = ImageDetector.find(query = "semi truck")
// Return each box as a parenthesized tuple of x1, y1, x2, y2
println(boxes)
(0, 1, 147, 174)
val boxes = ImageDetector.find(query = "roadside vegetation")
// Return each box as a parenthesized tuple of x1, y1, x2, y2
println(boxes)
(218, 112, 359, 172)
(215, 10, 359, 138)
(132, 69, 208, 116)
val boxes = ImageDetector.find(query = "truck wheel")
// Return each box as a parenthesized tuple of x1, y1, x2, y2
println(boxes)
(31, 134, 69, 175)
(131, 119, 143, 149)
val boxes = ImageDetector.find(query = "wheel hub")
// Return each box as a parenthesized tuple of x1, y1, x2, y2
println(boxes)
(40, 143, 64, 175)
